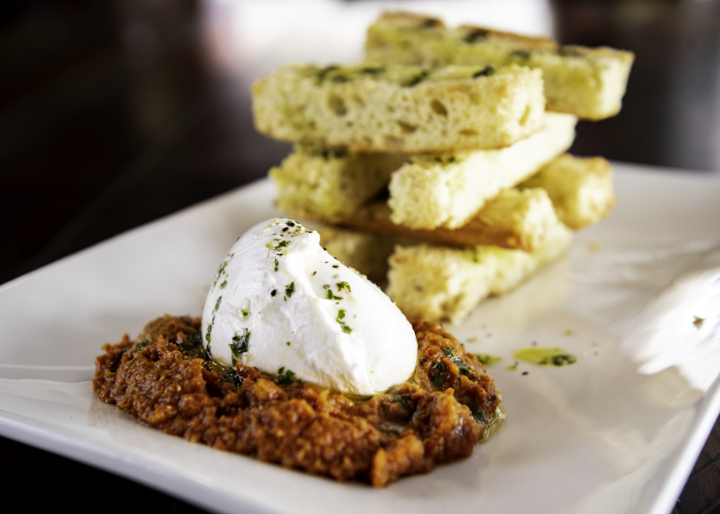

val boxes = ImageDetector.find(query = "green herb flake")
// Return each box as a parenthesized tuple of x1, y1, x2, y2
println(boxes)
(358, 66, 385, 75)
(274, 258, 279, 272)
(466, 402, 486, 423)
(326, 289, 343, 301)
(186, 333, 203, 349)
(442, 347, 455, 357)
(136, 338, 152, 350)
(286, 341, 291, 346)
(404, 69, 429, 87)
(316, 65, 339, 84)
(331, 74, 350, 84)
(336, 281, 351, 293)
(336, 309, 353, 334)
(241, 309, 250, 318)
(284, 281, 295, 301)
(229, 328, 251, 366)
(214, 296, 222, 312)
(510, 49, 532, 60)
(453, 357, 473, 376)
(418, 18, 441, 29)
(472, 66, 495, 78)
(278, 368, 296, 385)
(463, 28, 488, 43)
(430, 368, 443, 388)
(211, 255, 233, 290)
(266, 239, 291, 252)
(557, 47, 584, 58)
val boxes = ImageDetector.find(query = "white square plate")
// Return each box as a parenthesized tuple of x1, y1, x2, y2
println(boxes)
(1, 163, 720, 514)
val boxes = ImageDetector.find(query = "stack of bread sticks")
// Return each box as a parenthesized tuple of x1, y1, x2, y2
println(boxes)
(251, 11, 633, 323)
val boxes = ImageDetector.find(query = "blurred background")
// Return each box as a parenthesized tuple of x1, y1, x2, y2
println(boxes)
(1, 0, 720, 512)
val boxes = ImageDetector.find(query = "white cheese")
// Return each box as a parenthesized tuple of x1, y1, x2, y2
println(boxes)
(201, 218, 417, 396)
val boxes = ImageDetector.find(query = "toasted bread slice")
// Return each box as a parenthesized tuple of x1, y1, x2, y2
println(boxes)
(365, 11, 634, 120)
(252, 63, 544, 152)
(311, 187, 560, 252)
(270, 146, 408, 223)
(520, 154, 615, 229)
(386, 223, 573, 323)
(272, 149, 612, 252)
(387, 112, 576, 229)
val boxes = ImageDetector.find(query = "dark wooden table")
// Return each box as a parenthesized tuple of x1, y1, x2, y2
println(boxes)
(1, 1, 719, 512)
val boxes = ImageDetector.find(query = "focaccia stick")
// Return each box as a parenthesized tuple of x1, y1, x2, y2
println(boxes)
(252, 62, 544, 152)
(365, 11, 634, 120)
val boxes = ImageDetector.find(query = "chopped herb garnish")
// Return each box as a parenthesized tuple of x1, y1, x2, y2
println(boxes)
(211, 256, 231, 289)
(214, 296, 222, 312)
(466, 402, 486, 422)
(186, 333, 203, 349)
(136, 338, 152, 350)
(359, 66, 385, 75)
(336, 309, 353, 334)
(284, 281, 295, 301)
(326, 289, 343, 301)
(404, 69, 429, 87)
(219, 280, 227, 289)
(510, 49, 532, 60)
(316, 65, 339, 84)
(472, 66, 495, 78)
(452, 357, 473, 376)
(229, 328, 251, 366)
(278, 368, 296, 385)
(331, 74, 350, 83)
(286, 341, 291, 346)
(418, 18, 441, 28)
(430, 368, 443, 388)
(266, 239, 291, 252)
(463, 28, 488, 43)
(557, 47, 583, 58)
(205, 320, 213, 343)
(336, 281, 351, 293)
(241, 309, 249, 318)
(274, 257, 279, 272)
(442, 347, 455, 357)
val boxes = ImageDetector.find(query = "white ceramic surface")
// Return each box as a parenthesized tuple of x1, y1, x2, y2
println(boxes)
(1, 163, 720, 514)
